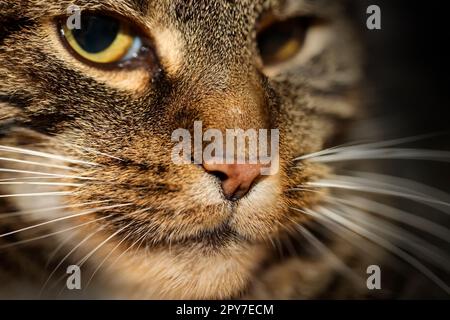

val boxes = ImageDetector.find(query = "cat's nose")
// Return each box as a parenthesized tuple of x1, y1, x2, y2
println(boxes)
(202, 163, 263, 201)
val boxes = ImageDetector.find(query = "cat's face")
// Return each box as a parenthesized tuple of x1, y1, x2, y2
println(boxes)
(0, 0, 362, 297)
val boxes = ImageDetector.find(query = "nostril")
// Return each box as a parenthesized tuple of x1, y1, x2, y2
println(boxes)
(209, 170, 228, 182)
(202, 163, 263, 201)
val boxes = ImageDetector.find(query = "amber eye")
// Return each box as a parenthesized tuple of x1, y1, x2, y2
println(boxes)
(61, 14, 145, 66)
(257, 17, 310, 66)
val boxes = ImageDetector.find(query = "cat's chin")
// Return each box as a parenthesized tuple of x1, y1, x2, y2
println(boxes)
(95, 235, 269, 299)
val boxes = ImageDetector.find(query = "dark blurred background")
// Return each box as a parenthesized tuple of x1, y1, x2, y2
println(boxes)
(346, 0, 450, 193)
(344, 1, 450, 297)
(355, 0, 449, 136)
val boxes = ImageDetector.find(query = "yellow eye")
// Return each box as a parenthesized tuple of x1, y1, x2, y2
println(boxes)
(62, 14, 142, 65)
(257, 16, 310, 66)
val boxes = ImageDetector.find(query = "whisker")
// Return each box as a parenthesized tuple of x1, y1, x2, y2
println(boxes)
(0, 156, 80, 172)
(39, 226, 105, 296)
(55, 140, 124, 163)
(0, 168, 97, 181)
(85, 229, 134, 289)
(0, 176, 82, 182)
(0, 191, 73, 199)
(0, 203, 132, 238)
(274, 220, 298, 258)
(293, 142, 369, 162)
(46, 232, 78, 269)
(133, 227, 152, 259)
(304, 148, 450, 163)
(76, 223, 132, 268)
(295, 223, 363, 285)
(325, 195, 450, 243)
(0, 215, 111, 250)
(330, 202, 450, 271)
(35, 135, 123, 163)
(294, 133, 443, 161)
(307, 177, 450, 212)
(108, 230, 149, 269)
(317, 174, 437, 201)
(288, 186, 320, 193)
(312, 206, 450, 294)
(290, 207, 385, 263)
(0, 145, 99, 167)
(0, 200, 112, 220)
(342, 171, 450, 201)
(5, 130, 110, 166)
(0, 182, 82, 187)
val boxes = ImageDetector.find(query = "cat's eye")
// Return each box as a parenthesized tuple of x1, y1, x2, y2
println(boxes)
(257, 17, 309, 66)
(61, 14, 145, 66)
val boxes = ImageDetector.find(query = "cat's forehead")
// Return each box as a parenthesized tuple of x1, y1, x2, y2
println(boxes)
(23, 0, 342, 20)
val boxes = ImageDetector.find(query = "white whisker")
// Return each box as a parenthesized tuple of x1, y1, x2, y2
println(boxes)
(0, 168, 97, 180)
(46, 233, 78, 268)
(0, 215, 110, 250)
(289, 187, 320, 193)
(290, 207, 382, 261)
(311, 206, 450, 294)
(343, 171, 450, 201)
(56, 140, 124, 162)
(0, 145, 99, 167)
(0, 176, 79, 182)
(0, 156, 80, 172)
(0, 191, 73, 199)
(331, 202, 450, 271)
(294, 133, 443, 161)
(40, 226, 105, 296)
(0, 203, 132, 238)
(77, 223, 132, 268)
(0, 182, 82, 187)
(295, 223, 363, 285)
(109, 230, 149, 269)
(305, 148, 450, 163)
(325, 195, 450, 243)
(307, 178, 450, 212)
(133, 227, 152, 259)
(85, 230, 134, 289)
(0, 200, 112, 220)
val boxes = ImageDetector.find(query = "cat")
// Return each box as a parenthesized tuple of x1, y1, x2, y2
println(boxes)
(0, 0, 448, 299)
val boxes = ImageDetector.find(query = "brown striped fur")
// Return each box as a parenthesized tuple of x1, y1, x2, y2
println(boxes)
(0, 0, 423, 299)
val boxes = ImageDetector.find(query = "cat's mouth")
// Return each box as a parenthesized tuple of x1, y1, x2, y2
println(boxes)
(70, 160, 323, 257)
(69, 173, 286, 250)
(165, 220, 246, 248)
(137, 202, 253, 248)
(54, 147, 318, 252)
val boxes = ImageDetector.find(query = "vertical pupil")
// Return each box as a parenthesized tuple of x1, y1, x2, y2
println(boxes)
(72, 15, 120, 53)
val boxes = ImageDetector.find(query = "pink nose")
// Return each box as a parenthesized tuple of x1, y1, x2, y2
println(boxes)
(202, 163, 263, 201)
